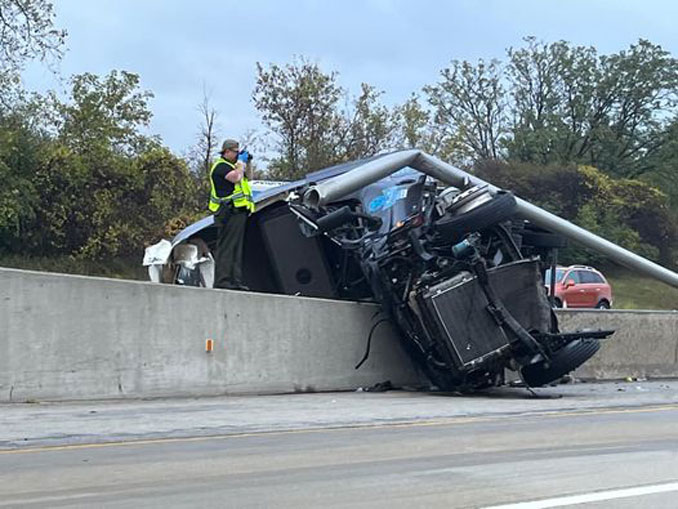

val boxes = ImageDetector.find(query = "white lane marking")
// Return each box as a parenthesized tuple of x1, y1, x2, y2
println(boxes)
(0, 492, 99, 507)
(483, 482, 678, 508)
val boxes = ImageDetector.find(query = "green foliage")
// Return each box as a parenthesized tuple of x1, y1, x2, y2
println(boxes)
(505, 38, 678, 178)
(424, 59, 507, 165)
(24, 142, 202, 259)
(474, 160, 585, 217)
(0, 157, 34, 243)
(644, 118, 678, 209)
(253, 58, 343, 179)
(0, 0, 66, 73)
(0, 70, 202, 262)
(253, 58, 397, 179)
(0, 0, 66, 110)
(475, 161, 676, 267)
(69, 147, 200, 259)
(393, 94, 430, 149)
(341, 83, 396, 160)
(506, 38, 596, 165)
(0, 107, 46, 250)
(57, 71, 156, 157)
(417, 37, 678, 186)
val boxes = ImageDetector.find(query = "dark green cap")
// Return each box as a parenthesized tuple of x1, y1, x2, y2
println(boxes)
(220, 139, 239, 153)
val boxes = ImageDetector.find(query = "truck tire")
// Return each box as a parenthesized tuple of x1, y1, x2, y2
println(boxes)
(520, 338, 601, 387)
(433, 191, 517, 241)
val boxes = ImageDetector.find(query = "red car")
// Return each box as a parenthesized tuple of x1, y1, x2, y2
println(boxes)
(545, 265, 613, 309)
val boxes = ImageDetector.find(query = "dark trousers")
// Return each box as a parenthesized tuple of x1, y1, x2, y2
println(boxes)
(214, 205, 248, 288)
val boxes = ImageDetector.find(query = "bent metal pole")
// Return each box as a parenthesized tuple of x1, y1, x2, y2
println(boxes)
(415, 152, 678, 289)
(303, 150, 420, 209)
(303, 150, 678, 288)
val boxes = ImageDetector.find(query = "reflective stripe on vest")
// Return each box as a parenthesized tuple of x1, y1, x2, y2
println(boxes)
(208, 158, 255, 213)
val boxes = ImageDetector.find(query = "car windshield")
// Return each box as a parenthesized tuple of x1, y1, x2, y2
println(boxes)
(544, 268, 565, 283)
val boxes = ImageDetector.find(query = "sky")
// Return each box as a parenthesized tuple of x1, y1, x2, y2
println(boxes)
(22, 0, 678, 157)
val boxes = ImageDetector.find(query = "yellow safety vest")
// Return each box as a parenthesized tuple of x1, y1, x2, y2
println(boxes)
(208, 158, 255, 213)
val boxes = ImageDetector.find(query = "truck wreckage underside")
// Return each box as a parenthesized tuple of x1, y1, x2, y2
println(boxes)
(145, 150, 678, 390)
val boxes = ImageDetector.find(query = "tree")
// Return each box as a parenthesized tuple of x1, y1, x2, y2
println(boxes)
(646, 117, 678, 208)
(335, 83, 398, 161)
(56, 70, 156, 158)
(392, 94, 461, 160)
(505, 38, 678, 177)
(592, 40, 678, 177)
(394, 94, 430, 149)
(253, 58, 398, 179)
(78, 147, 201, 258)
(0, 0, 66, 71)
(0, 95, 54, 251)
(424, 58, 508, 165)
(253, 58, 343, 179)
(0, 0, 66, 109)
(506, 38, 597, 164)
(0, 69, 203, 260)
(188, 86, 220, 176)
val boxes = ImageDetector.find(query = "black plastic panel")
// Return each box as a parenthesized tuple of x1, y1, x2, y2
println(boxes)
(259, 206, 336, 298)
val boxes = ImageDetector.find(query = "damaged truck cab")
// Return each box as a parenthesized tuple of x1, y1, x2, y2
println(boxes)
(290, 175, 611, 389)
(144, 152, 628, 390)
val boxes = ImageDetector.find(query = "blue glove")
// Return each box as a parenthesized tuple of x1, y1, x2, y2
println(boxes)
(237, 150, 251, 163)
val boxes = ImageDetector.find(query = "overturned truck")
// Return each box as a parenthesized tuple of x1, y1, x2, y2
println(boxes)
(145, 151, 678, 390)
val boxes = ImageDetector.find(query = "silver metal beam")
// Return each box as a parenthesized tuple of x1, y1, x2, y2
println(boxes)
(303, 150, 678, 289)
(303, 150, 420, 208)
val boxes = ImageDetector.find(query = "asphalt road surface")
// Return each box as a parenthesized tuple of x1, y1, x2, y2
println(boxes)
(1, 382, 678, 508)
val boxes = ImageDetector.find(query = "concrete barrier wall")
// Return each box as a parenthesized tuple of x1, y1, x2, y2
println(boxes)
(0, 268, 424, 402)
(560, 309, 678, 380)
(1, 267, 677, 402)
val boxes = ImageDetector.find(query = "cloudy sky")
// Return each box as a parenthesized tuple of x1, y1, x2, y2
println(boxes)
(23, 0, 678, 156)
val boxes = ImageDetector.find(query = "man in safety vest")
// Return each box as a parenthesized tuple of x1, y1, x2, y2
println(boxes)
(209, 139, 255, 290)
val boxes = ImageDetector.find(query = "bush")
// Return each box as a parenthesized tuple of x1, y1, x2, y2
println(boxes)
(475, 160, 676, 267)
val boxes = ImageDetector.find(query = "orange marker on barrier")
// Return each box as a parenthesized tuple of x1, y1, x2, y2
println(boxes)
(205, 339, 214, 353)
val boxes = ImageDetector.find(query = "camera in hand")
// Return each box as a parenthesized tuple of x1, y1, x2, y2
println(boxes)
(238, 150, 253, 163)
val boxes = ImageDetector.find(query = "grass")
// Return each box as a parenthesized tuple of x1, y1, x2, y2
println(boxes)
(0, 254, 147, 281)
(602, 264, 678, 311)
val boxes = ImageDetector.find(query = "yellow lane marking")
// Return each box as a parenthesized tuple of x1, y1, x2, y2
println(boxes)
(2, 404, 677, 455)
